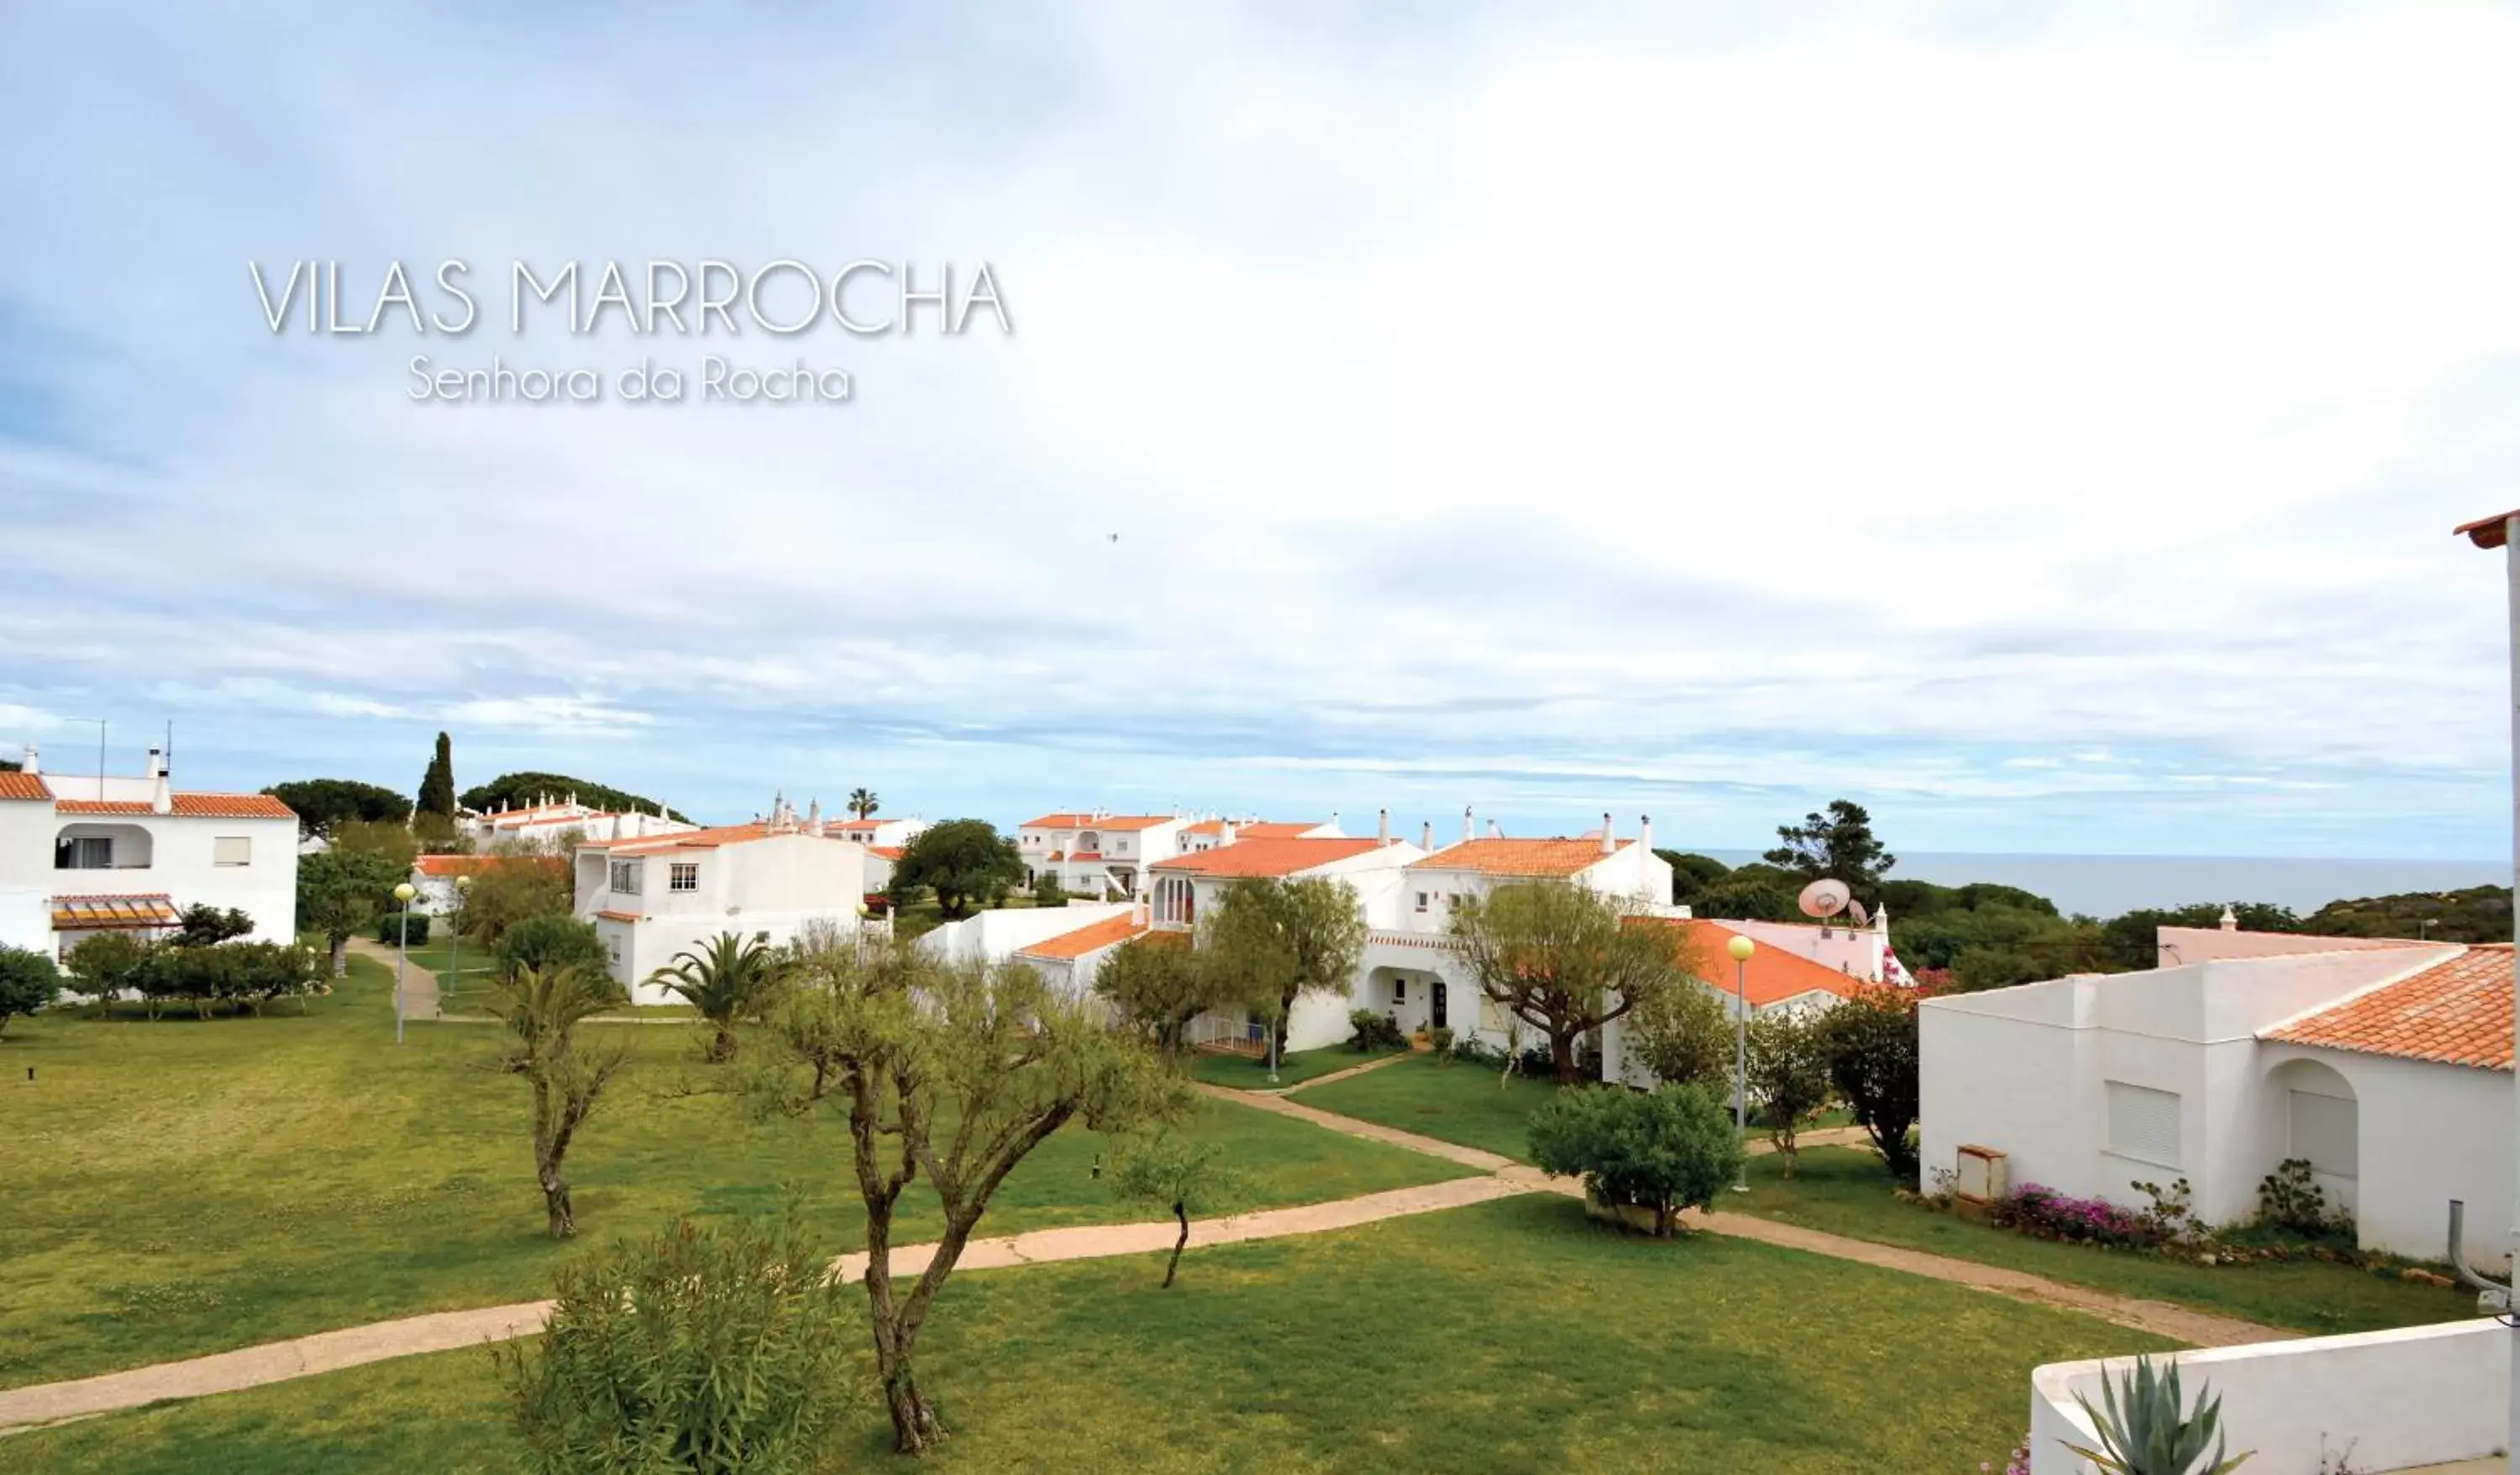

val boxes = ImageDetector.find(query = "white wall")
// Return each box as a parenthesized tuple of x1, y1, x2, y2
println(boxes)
(917, 901, 1132, 966)
(0, 886, 47, 953)
(2030, 1321, 2509, 1473)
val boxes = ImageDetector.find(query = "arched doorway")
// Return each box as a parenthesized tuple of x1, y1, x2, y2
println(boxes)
(2267, 1057, 2359, 1219)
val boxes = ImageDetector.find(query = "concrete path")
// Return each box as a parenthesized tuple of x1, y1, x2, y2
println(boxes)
(0, 1176, 1525, 1433)
(344, 936, 444, 1021)
(1238, 1050, 1411, 1096)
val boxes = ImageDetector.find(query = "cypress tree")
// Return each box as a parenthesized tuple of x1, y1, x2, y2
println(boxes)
(418, 732, 458, 818)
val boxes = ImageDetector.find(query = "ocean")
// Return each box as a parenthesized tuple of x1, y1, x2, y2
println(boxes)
(1677, 850, 2511, 921)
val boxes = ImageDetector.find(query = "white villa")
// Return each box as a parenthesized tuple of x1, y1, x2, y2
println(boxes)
(1179, 816, 1342, 853)
(917, 899, 1152, 1000)
(1016, 810, 1194, 900)
(572, 796, 878, 1004)
(0, 745, 298, 958)
(468, 795, 696, 851)
(1922, 921, 2508, 1264)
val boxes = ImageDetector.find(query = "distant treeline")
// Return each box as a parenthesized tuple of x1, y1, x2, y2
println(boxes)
(1656, 848, 2512, 994)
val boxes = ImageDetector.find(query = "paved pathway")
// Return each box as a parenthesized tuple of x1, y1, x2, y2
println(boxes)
(0, 1075, 2290, 1433)
(344, 936, 444, 1021)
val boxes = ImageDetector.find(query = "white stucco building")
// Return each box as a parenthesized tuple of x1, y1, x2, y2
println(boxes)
(1016, 810, 1193, 899)
(1179, 816, 1342, 853)
(470, 798, 697, 851)
(1922, 930, 2509, 1262)
(573, 798, 875, 1005)
(0, 745, 298, 958)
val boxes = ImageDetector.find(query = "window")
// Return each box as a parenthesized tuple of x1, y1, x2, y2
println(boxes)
(2289, 1090, 2357, 1179)
(1478, 996, 1511, 1033)
(55, 837, 111, 870)
(1415, 891, 1430, 912)
(2104, 1081, 2182, 1168)
(669, 862, 699, 892)
(609, 860, 643, 895)
(1393, 979, 1407, 1005)
(606, 934, 622, 967)
(213, 836, 251, 868)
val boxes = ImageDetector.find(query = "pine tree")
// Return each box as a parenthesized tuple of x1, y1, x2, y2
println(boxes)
(418, 732, 459, 818)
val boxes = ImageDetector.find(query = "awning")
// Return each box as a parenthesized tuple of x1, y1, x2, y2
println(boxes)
(51, 894, 182, 931)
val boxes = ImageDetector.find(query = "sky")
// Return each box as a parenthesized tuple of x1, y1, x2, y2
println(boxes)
(4, 1, 2520, 858)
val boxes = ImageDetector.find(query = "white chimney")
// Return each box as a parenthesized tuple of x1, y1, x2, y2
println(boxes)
(1421, 820, 1434, 850)
(1328, 810, 1341, 834)
(1488, 820, 1504, 839)
(1377, 808, 1389, 844)
(1599, 812, 1614, 854)
(151, 764, 171, 816)
(2219, 905, 2238, 933)
(1462, 806, 1475, 844)
(20, 743, 35, 775)
(145, 747, 163, 779)
(1640, 814, 1653, 853)
(1220, 822, 1236, 846)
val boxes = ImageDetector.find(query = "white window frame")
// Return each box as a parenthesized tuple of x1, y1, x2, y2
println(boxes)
(669, 862, 699, 893)
(213, 836, 252, 868)
(610, 859, 643, 895)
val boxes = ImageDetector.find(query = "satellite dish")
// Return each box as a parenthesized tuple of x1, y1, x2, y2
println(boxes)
(1798, 879, 1852, 919)
(1845, 900, 1871, 926)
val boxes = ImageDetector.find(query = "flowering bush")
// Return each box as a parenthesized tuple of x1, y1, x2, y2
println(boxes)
(1978, 1429, 2030, 1474)
(1990, 1184, 2159, 1248)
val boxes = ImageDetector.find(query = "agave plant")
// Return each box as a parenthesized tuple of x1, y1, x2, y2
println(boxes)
(2063, 1355, 2253, 1474)
(649, 930, 789, 1063)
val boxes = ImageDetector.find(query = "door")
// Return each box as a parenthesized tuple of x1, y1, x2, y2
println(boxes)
(1431, 980, 1447, 1030)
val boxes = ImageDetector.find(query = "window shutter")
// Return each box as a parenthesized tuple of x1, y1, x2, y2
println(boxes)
(2104, 1081, 2181, 1168)
(2288, 1090, 2358, 1178)
(213, 836, 252, 867)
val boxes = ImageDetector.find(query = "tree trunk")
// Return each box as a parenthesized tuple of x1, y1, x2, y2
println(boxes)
(709, 1026, 737, 1063)
(328, 935, 349, 979)
(1163, 1201, 1189, 1289)
(1549, 1029, 1581, 1084)
(882, 1362, 941, 1453)
(540, 1164, 575, 1238)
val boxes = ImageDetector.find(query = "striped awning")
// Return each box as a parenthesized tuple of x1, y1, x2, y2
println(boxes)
(51, 894, 182, 931)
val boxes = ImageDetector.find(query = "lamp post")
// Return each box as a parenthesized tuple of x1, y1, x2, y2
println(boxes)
(392, 881, 416, 1044)
(1728, 933, 1755, 1192)
(2451, 508, 2520, 1460)
(450, 874, 472, 1010)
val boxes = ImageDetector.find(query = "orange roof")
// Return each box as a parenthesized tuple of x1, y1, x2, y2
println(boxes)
(1021, 813, 1178, 832)
(1630, 918, 1866, 1009)
(52, 791, 297, 819)
(1151, 837, 1386, 879)
(0, 771, 50, 800)
(414, 855, 505, 876)
(1017, 912, 1151, 961)
(50, 893, 182, 930)
(1235, 821, 1322, 840)
(2262, 946, 2512, 1071)
(1412, 837, 1630, 879)
(583, 821, 856, 855)
(594, 908, 643, 924)
(870, 845, 905, 861)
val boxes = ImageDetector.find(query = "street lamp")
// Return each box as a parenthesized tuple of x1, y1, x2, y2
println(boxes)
(450, 874, 473, 1009)
(392, 881, 417, 1044)
(1728, 933, 1755, 1192)
(2449, 508, 2520, 1457)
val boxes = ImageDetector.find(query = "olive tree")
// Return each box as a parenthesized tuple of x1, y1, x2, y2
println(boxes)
(296, 848, 407, 979)
(1450, 884, 1689, 1084)
(763, 942, 1188, 1452)
(1093, 934, 1234, 1063)
(1201, 876, 1365, 1059)
(1818, 984, 1922, 1180)
(0, 945, 61, 1039)
(1110, 1133, 1243, 1288)
(1528, 1082, 1744, 1236)
(490, 965, 632, 1237)
(1745, 1008, 1834, 1176)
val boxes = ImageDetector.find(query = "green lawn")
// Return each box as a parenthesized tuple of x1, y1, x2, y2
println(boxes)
(1189, 1043, 1405, 1089)
(1290, 1052, 1564, 1161)
(1732, 1147, 2477, 1336)
(10, 1194, 2172, 1474)
(2, 958, 1472, 1388)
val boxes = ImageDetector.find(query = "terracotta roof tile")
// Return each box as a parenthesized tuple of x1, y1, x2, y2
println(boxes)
(50, 893, 182, 930)
(594, 908, 643, 924)
(583, 822, 858, 855)
(1411, 837, 1630, 879)
(1021, 813, 1179, 832)
(1016, 913, 1151, 961)
(1150, 837, 1386, 879)
(1630, 917, 1867, 1008)
(0, 771, 50, 800)
(2261, 945, 2513, 1071)
(52, 792, 297, 819)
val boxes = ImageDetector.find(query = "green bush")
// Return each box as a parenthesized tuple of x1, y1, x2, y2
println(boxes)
(1033, 870, 1068, 907)
(66, 932, 152, 994)
(0, 945, 62, 1038)
(497, 913, 608, 983)
(375, 911, 433, 946)
(1527, 1083, 1745, 1236)
(1428, 1026, 1456, 1062)
(502, 1212, 858, 1474)
(1347, 1008, 1408, 1052)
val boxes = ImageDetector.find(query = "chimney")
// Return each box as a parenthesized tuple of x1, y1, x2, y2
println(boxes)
(2219, 905, 2238, 933)
(1421, 820, 1434, 850)
(1639, 814, 1652, 853)
(145, 747, 163, 779)
(151, 763, 171, 816)
(1488, 820, 1504, 839)
(20, 743, 35, 775)
(1219, 822, 1236, 846)
(1377, 808, 1389, 844)
(1462, 806, 1475, 844)
(1327, 810, 1341, 835)
(1599, 812, 1614, 854)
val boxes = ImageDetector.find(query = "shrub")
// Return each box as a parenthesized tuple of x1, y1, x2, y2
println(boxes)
(375, 911, 432, 946)
(1033, 870, 1068, 907)
(502, 1212, 857, 1472)
(0, 945, 62, 1038)
(497, 914, 608, 983)
(1989, 1184, 2158, 1249)
(1428, 1025, 1456, 1062)
(1347, 1009, 1408, 1052)
(66, 932, 152, 996)
(2256, 1157, 2351, 1240)
(1449, 1033, 1505, 1067)
(1527, 1082, 1746, 1236)
(1620, 980, 1733, 1091)
(1816, 985, 1920, 1179)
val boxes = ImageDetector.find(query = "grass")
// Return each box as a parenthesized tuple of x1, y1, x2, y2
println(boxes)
(1731, 1146, 2477, 1336)
(2, 958, 1473, 1388)
(1289, 1052, 1565, 1161)
(1189, 1042, 1406, 1089)
(10, 1193, 2175, 1474)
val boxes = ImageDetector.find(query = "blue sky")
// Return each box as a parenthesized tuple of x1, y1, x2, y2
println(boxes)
(4, 2, 2519, 858)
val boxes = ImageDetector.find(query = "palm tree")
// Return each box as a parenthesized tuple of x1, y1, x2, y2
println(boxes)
(848, 787, 879, 820)
(488, 964, 630, 1237)
(648, 931, 788, 1062)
